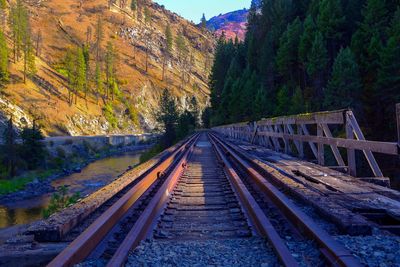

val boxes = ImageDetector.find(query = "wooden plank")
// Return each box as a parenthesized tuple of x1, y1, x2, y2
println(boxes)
(229, 129, 398, 155)
(346, 113, 357, 176)
(317, 124, 325, 166)
(283, 125, 289, 154)
(287, 124, 301, 155)
(300, 124, 318, 159)
(347, 111, 384, 177)
(257, 110, 345, 126)
(321, 124, 346, 168)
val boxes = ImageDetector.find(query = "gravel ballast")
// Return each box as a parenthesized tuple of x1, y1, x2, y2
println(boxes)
(126, 238, 279, 267)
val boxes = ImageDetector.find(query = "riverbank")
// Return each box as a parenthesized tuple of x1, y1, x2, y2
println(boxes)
(0, 144, 151, 205)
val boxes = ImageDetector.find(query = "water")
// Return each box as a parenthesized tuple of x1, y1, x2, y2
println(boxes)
(0, 151, 143, 229)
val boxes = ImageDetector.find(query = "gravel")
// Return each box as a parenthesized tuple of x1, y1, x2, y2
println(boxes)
(335, 232, 400, 267)
(126, 238, 280, 267)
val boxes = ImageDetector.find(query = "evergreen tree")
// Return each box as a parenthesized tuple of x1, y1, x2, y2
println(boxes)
(201, 13, 207, 30)
(306, 31, 328, 107)
(156, 89, 179, 147)
(144, 6, 151, 25)
(317, 0, 345, 59)
(275, 85, 290, 116)
(276, 17, 302, 83)
(105, 41, 115, 100)
(289, 87, 305, 114)
(0, 28, 8, 85)
(74, 47, 86, 103)
(95, 62, 103, 103)
(20, 121, 46, 170)
(64, 48, 75, 104)
(23, 22, 36, 82)
(299, 15, 316, 62)
(254, 86, 269, 120)
(375, 8, 400, 139)
(82, 44, 90, 99)
(3, 117, 17, 177)
(95, 16, 103, 62)
(324, 47, 362, 111)
(130, 0, 137, 17)
(162, 24, 173, 81)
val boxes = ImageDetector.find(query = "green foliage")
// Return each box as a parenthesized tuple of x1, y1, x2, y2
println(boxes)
(42, 186, 80, 219)
(0, 29, 9, 85)
(103, 103, 118, 129)
(130, 0, 137, 12)
(201, 13, 207, 29)
(0, 0, 6, 9)
(20, 122, 46, 170)
(316, 0, 345, 40)
(324, 48, 362, 111)
(156, 89, 179, 147)
(306, 32, 328, 76)
(165, 24, 173, 53)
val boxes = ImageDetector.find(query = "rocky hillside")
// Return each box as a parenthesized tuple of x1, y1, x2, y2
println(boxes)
(0, 0, 215, 136)
(207, 9, 248, 41)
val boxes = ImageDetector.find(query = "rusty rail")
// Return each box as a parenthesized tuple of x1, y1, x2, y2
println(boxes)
(209, 135, 298, 267)
(106, 134, 199, 267)
(213, 106, 400, 179)
(209, 132, 362, 267)
(47, 134, 198, 267)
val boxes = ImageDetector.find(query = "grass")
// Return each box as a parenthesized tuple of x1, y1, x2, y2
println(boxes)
(139, 143, 165, 164)
(42, 185, 81, 218)
(0, 169, 59, 196)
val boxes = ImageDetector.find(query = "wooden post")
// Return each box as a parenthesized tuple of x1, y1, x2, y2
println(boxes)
(397, 103, 400, 146)
(283, 124, 289, 154)
(297, 125, 304, 158)
(317, 124, 325, 166)
(346, 112, 357, 176)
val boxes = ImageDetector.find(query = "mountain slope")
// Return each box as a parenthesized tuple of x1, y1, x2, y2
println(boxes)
(207, 9, 248, 41)
(0, 0, 215, 136)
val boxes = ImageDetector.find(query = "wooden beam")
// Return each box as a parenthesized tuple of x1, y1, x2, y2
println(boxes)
(300, 124, 318, 159)
(317, 124, 325, 166)
(346, 113, 357, 176)
(297, 125, 304, 158)
(321, 124, 346, 168)
(347, 111, 384, 177)
(257, 110, 345, 126)
(248, 130, 398, 155)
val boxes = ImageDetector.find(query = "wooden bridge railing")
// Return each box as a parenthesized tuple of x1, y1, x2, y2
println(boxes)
(213, 105, 400, 178)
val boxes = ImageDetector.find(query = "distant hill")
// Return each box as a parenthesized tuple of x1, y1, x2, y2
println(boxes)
(206, 9, 248, 41)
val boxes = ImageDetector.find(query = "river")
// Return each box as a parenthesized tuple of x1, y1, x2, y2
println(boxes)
(0, 151, 143, 228)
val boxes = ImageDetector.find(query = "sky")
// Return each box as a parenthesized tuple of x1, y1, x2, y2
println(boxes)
(154, 0, 251, 23)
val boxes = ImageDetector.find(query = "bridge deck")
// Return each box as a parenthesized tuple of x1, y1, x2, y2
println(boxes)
(224, 136, 400, 235)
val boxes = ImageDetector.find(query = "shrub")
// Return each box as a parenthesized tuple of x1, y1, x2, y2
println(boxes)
(42, 185, 81, 218)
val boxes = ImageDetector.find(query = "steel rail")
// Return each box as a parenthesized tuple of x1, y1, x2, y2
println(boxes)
(106, 134, 199, 267)
(47, 134, 199, 267)
(209, 134, 299, 267)
(209, 132, 362, 267)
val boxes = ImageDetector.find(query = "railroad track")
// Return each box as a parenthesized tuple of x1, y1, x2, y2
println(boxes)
(48, 132, 362, 267)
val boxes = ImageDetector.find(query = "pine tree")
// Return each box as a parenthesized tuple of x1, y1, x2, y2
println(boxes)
(74, 47, 86, 104)
(105, 41, 115, 100)
(10, 0, 28, 62)
(64, 48, 74, 105)
(156, 89, 179, 147)
(95, 62, 103, 103)
(299, 15, 316, 63)
(306, 32, 328, 109)
(276, 17, 302, 83)
(3, 117, 17, 177)
(20, 121, 45, 170)
(275, 85, 290, 116)
(144, 6, 151, 25)
(0, 28, 9, 85)
(82, 44, 90, 99)
(324, 47, 362, 111)
(201, 13, 207, 30)
(254, 86, 269, 120)
(162, 24, 173, 81)
(130, 0, 137, 16)
(375, 8, 400, 139)
(316, 0, 345, 59)
(290, 87, 305, 114)
(95, 16, 103, 62)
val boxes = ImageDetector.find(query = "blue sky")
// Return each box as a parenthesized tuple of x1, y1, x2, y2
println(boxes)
(155, 0, 251, 22)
